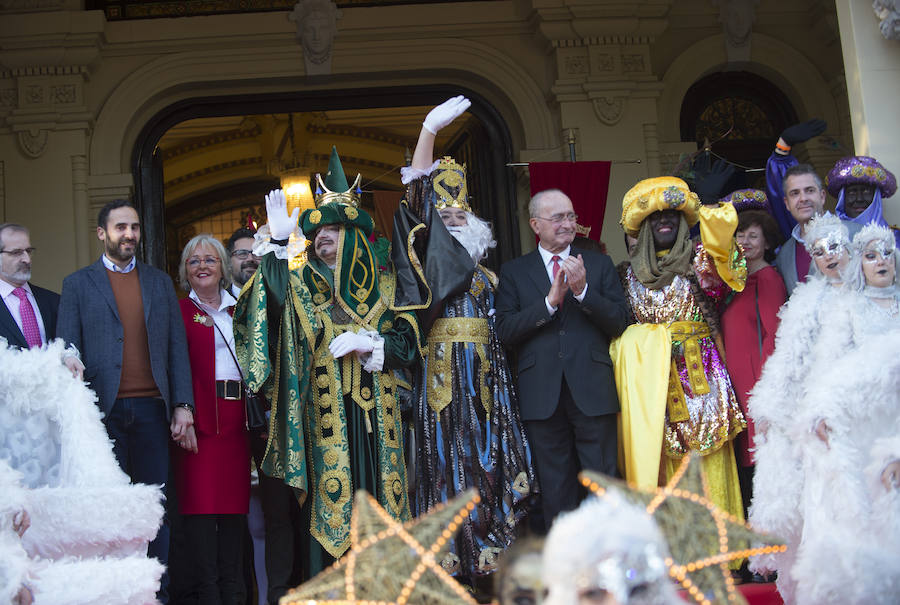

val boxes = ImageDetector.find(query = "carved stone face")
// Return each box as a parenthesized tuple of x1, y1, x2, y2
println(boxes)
(301, 10, 335, 56)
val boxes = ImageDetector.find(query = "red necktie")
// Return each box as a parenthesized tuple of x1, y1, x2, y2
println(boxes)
(551, 255, 561, 281)
(12, 287, 42, 348)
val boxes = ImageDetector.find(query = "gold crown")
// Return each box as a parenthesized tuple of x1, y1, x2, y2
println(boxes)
(315, 172, 362, 208)
(433, 156, 471, 212)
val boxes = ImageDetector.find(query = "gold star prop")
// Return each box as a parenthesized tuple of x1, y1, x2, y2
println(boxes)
(281, 489, 480, 605)
(581, 454, 786, 605)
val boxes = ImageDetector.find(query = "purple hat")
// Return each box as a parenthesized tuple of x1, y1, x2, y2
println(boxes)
(825, 156, 896, 199)
(719, 189, 770, 214)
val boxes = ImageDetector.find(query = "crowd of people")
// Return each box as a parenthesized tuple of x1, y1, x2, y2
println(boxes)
(0, 96, 898, 605)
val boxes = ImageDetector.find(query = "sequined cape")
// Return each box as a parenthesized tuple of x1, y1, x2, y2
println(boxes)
(619, 255, 745, 458)
(234, 252, 420, 560)
(413, 265, 538, 582)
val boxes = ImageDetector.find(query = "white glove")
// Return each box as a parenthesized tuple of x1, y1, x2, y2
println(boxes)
(422, 95, 471, 135)
(329, 331, 375, 358)
(265, 189, 300, 240)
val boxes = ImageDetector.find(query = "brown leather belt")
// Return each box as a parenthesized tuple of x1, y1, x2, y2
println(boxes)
(215, 379, 243, 400)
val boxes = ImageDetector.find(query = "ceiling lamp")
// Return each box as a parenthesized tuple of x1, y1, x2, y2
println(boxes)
(280, 167, 315, 215)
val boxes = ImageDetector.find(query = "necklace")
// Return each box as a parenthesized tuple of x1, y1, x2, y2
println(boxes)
(863, 284, 897, 300)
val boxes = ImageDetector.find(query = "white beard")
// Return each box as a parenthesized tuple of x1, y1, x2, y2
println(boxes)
(446, 213, 496, 264)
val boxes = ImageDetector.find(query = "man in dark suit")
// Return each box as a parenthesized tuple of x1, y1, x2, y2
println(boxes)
(495, 189, 628, 529)
(56, 200, 193, 603)
(0, 223, 60, 349)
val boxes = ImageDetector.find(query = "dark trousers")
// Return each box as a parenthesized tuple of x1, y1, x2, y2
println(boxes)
(251, 433, 300, 604)
(182, 514, 244, 605)
(105, 396, 171, 602)
(524, 380, 617, 531)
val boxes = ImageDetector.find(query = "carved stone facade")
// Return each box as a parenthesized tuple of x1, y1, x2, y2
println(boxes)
(0, 0, 879, 286)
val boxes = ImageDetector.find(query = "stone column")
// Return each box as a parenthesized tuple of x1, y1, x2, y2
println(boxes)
(835, 0, 900, 227)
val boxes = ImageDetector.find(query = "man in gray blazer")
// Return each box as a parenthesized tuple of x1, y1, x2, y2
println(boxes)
(772, 164, 860, 295)
(495, 189, 628, 529)
(57, 200, 193, 603)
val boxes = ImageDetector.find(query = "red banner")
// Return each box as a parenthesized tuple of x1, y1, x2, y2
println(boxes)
(528, 161, 612, 242)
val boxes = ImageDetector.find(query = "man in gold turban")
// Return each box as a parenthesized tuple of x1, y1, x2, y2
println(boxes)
(613, 176, 747, 523)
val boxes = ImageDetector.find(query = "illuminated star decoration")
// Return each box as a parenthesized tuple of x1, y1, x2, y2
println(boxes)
(281, 489, 480, 605)
(580, 454, 786, 605)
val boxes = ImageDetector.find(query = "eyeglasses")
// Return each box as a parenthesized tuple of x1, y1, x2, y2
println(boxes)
(231, 249, 257, 260)
(0, 248, 36, 258)
(533, 212, 578, 225)
(187, 256, 220, 268)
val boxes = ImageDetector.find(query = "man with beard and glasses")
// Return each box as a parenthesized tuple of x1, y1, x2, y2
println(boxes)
(613, 177, 747, 528)
(56, 199, 193, 603)
(396, 97, 537, 588)
(234, 148, 420, 576)
(226, 227, 261, 298)
(0, 223, 60, 351)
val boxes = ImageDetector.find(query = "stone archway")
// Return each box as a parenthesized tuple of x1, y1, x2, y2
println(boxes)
(130, 86, 520, 269)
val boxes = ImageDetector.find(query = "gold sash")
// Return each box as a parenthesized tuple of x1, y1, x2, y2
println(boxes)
(425, 317, 491, 415)
(666, 320, 711, 423)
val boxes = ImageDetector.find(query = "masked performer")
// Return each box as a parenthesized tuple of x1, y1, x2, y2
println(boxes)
(747, 213, 853, 602)
(781, 223, 900, 605)
(613, 177, 747, 523)
(397, 96, 537, 584)
(234, 148, 420, 572)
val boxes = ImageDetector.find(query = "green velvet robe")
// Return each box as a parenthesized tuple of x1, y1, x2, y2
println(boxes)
(234, 250, 420, 561)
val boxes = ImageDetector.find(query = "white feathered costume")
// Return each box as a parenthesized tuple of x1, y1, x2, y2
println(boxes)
(749, 220, 900, 604)
(0, 339, 165, 604)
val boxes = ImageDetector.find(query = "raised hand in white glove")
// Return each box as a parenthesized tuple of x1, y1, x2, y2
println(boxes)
(329, 331, 375, 359)
(265, 189, 300, 240)
(422, 95, 471, 135)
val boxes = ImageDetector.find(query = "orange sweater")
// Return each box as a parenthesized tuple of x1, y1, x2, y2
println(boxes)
(107, 268, 161, 399)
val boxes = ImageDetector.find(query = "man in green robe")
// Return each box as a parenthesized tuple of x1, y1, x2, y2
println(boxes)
(234, 148, 421, 569)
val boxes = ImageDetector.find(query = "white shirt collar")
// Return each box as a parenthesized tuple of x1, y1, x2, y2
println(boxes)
(0, 279, 31, 299)
(189, 288, 236, 313)
(537, 243, 571, 266)
(101, 254, 136, 273)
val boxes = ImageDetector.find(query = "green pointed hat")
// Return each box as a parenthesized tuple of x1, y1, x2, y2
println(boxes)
(301, 146, 373, 237)
(313, 146, 362, 208)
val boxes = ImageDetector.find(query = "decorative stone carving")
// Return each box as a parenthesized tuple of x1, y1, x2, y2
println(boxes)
(715, 0, 758, 62)
(592, 96, 626, 126)
(565, 56, 588, 75)
(50, 84, 76, 104)
(289, 0, 341, 76)
(24, 84, 43, 105)
(0, 88, 15, 108)
(873, 0, 900, 40)
(621, 54, 645, 73)
(17, 129, 48, 158)
(596, 53, 615, 72)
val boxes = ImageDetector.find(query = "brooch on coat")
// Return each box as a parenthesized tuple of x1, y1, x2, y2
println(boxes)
(193, 312, 214, 327)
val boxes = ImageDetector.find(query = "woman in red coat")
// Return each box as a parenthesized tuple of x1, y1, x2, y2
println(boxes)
(175, 233, 249, 605)
(720, 195, 787, 518)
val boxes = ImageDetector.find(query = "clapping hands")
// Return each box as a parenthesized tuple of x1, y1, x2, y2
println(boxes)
(547, 254, 586, 308)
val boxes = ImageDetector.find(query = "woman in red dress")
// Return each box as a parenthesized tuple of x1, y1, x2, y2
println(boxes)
(720, 194, 787, 516)
(174, 234, 249, 605)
